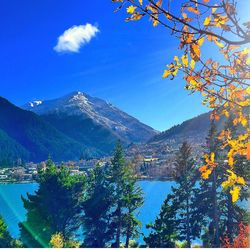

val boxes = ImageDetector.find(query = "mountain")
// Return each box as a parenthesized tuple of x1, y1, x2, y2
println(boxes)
(149, 111, 234, 145)
(0, 128, 30, 166)
(149, 112, 211, 144)
(0, 97, 87, 164)
(23, 91, 158, 145)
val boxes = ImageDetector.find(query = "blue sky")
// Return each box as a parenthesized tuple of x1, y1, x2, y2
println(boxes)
(0, 0, 212, 131)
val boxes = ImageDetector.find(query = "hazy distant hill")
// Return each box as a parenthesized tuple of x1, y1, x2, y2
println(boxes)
(150, 112, 211, 143)
(23, 91, 158, 145)
(149, 110, 241, 145)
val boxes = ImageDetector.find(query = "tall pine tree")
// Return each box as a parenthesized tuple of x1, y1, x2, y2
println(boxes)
(145, 142, 202, 247)
(82, 165, 113, 247)
(19, 159, 86, 247)
(108, 141, 144, 247)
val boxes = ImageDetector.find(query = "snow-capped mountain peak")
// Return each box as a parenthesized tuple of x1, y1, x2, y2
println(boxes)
(28, 100, 43, 108)
(22, 91, 158, 143)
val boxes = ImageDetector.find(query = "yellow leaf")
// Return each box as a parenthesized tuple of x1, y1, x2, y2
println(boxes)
(222, 180, 231, 189)
(139, 0, 143, 6)
(212, 4, 218, 13)
(127, 5, 137, 14)
(199, 165, 212, 179)
(198, 37, 205, 46)
(190, 59, 195, 69)
(241, 116, 247, 127)
(230, 186, 240, 203)
(211, 152, 215, 162)
(246, 57, 250, 65)
(172, 68, 179, 76)
(228, 156, 234, 167)
(237, 176, 245, 186)
(241, 48, 250, 55)
(153, 18, 159, 27)
(162, 70, 171, 78)
(203, 16, 211, 26)
(181, 54, 189, 67)
(214, 39, 225, 48)
(246, 86, 250, 95)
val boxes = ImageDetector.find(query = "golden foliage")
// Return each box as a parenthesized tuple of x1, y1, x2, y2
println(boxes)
(50, 233, 64, 248)
(113, 0, 250, 202)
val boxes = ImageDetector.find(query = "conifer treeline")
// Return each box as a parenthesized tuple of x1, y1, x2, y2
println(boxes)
(0, 120, 249, 248)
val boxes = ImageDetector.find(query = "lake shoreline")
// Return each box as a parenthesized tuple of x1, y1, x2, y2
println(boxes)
(0, 176, 174, 185)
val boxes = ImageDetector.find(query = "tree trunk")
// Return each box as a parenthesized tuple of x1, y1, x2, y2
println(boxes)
(227, 191, 233, 243)
(186, 196, 191, 248)
(125, 226, 130, 248)
(212, 170, 220, 247)
(115, 205, 121, 248)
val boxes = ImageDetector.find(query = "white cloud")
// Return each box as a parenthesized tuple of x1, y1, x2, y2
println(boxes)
(54, 23, 99, 53)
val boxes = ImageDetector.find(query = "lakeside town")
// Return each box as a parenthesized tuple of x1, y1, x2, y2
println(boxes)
(0, 137, 205, 184)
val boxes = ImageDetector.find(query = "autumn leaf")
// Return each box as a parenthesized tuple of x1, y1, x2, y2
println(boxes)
(203, 16, 211, 26)
(198, 37, 205, 46)
(139, 0, 143, 6)
(247, 141, 250, 160)
(214, 39, 225, 48)
(187, 7, 200, 15)
(181, 54, 188, 67)
(153, 18, 159, 27)
(230, 186, 241, 203)
(190, 44, 200, 61)
(162, 70, 171, 78)
(127, 5, 136, 14)
(126, 13, 144, 21)
(212, 4, 218, 13)
(190, 59, 195, 69)
(156, 0, 162, 7)
(164, 12, 172, 20)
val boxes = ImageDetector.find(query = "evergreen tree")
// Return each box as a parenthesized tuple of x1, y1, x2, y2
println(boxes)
(123, 163, 144, 248)
(198, 118, 249, 247)
(0, 216, 13, 247)
(19, 159, 86, 247)
(172, 142, 202, 247)
(198, 120, 221, 247)
(145, 142, 201, 248)
(82, 165, 113, 247)
(108, 141, 144, 247)
(144, 195, 178, 248)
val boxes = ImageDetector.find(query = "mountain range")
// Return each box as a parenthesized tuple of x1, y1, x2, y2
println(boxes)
(1, 91, 228, 166)
(0, 92, 158, 165)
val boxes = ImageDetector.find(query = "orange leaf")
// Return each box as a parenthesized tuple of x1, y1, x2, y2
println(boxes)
(156, 0, 162, 7)
(187, 7, 200, 15)
(190, 44, 200, 61)
(247, 141, 250, 160)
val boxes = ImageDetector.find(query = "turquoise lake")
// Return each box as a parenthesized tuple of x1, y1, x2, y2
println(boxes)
(0, 181, 175, 243)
